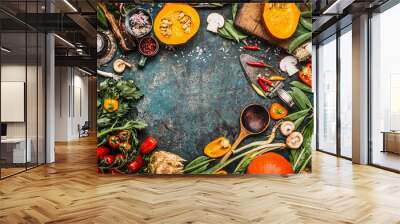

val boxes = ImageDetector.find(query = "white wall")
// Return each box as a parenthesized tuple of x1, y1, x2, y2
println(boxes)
(54, 67, 89, 141)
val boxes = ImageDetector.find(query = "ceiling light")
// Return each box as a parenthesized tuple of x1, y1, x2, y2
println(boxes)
(54, 34, 76, 48)
(1, 47, 11, 53)
(323, 0, 342, 14)
(63, 0, 78, 12)
(323, 0, 354, 15)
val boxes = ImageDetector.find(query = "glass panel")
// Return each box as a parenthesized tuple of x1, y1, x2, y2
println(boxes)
(27, 31, 38, 169)
(339, 28, 352, 158)
(317, 36, 337, 154)
(0, 10, 27, 177)
(371, 4, 400, 171)
(26, 0, 39, 169)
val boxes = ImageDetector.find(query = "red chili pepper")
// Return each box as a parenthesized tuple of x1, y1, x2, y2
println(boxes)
(140, 137, 158, 154)
(242, 45, 260, 51)
(257, 77, 269, 92)
(246, 61, 267, 67)
(127, 155, 144, 173)
(257, 75, 273, 86)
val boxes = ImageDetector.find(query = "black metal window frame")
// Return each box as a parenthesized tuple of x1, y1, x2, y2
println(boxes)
(0, 0, 48, 180)
(315, 24, 353, 161)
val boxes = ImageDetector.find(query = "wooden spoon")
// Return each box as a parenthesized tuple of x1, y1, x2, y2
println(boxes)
(220, 104, 270, 163)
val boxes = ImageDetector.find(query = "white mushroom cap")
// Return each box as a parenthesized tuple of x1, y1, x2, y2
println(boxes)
(279, 56, 299, 76)
(286, 132, 303, 149)
(206, 13, 225, 33)
(280, 121, 295, 136)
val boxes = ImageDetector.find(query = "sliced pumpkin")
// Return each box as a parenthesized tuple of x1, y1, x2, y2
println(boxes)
(263, 3, 300, 40)
(154, 3, 200, 45)
(204, 137, 231, 158)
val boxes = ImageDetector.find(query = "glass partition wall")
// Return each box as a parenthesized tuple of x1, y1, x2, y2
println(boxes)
(370, 3, 400, 172)
(0, 1, 46, 179)
(316, 26, 353, 159)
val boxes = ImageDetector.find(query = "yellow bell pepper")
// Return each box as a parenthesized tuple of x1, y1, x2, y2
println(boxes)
(204, 137, 231, 158)
(103, 98, 119, 113)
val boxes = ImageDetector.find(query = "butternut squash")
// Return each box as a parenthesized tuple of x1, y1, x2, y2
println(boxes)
(154, 3, 200, 45)
(263, 3, 300, 40)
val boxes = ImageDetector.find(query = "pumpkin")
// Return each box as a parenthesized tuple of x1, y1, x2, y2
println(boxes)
(154, 3, 200, 45)
(247, 152, 294, 174)
(263, 3, 300, 40)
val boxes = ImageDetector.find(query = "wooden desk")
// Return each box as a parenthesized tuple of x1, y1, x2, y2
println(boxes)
(1, 138, 32, 164)
(382, 131, 400, 154)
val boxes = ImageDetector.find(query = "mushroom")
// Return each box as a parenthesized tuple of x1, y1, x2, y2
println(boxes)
(206, 13, 224, 33)
(113, 59, 132, 73)
(293, 42, 311, 62)
(286, 131, 303, 149)
(280, 121, 295, 136)
(279, 56, 299, 76)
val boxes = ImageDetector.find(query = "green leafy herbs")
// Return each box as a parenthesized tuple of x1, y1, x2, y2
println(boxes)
(97, 79, 146, 152)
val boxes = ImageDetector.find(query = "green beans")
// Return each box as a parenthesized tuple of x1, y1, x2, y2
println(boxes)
(301, 11, 312, 18)
(217, 20, 247, 43)
(294, 23, 309, 37)
(184, 156, 214, 173)
(284, 108, 310, 121)
(300, 17, 312, 31)
(290, 81, 313, 93)
(288, 32, 311, 53)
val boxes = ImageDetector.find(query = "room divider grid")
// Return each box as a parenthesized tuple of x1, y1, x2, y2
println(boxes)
(0, 0, 47, 179)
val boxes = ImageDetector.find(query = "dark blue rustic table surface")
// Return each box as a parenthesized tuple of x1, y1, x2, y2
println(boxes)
(98, 4, 300, 165)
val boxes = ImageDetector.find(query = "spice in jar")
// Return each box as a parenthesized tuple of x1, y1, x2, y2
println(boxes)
(139, 37, 157, 56)
(129, 11, 152, 37)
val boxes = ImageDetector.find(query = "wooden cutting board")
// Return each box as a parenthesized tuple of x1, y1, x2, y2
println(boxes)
(234, 3, 291, 49)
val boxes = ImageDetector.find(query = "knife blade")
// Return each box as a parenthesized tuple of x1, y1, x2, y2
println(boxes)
(240, 54, 272, 98)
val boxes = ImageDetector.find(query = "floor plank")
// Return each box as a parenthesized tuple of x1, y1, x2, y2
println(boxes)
(0, 136, 399, 224)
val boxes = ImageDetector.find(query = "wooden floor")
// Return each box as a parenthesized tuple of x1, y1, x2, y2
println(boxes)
(0, 136, 400, 224)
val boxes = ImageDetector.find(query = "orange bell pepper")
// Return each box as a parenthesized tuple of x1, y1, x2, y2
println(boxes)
(269, 102, 288, 120)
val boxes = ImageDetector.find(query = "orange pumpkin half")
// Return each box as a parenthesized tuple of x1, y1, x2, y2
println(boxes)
(247, 152, 294, 174)
(154, 3, 200, 45)
(263, 3, 300, 40)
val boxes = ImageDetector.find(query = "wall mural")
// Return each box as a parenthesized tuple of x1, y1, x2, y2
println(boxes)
(97, 2, 313, 175)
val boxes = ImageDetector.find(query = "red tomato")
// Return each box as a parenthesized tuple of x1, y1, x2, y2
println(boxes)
(119, 142, 132, 153)
(247, 152, 293, 174)
(127, 155, 144, 173)
(140, 137, 158, 154)
(96, 146, 110, 158)
(108, 136, 120, 149)
(114, 153, 125, 164)
(103, 155, 115, 165)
